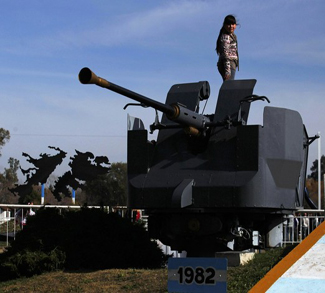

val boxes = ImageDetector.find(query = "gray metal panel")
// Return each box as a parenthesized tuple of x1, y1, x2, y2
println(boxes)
(172, 179, 194, 208)
(263, 106, 304, 190)
(214, 79, 256, 123)
(128, 83, 306, 212)
(157, 82, 209, 143)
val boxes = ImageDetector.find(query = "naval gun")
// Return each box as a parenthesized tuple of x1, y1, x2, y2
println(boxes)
(79, 67, 310, 256)
(79, 67, 212, 137)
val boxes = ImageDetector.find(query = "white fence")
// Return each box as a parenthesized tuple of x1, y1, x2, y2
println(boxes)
(1, 204, 324, 250)
(0, 210, 11, 224)
(282, 210, 324, 245)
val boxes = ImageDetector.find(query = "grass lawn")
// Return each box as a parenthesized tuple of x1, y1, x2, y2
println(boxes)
(0, 245, 295, 293)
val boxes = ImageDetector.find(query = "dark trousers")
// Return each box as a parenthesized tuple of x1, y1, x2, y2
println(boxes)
(218, 61, 236, 81)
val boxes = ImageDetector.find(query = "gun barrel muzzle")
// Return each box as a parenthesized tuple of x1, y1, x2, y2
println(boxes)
(78, 67, 175, 116)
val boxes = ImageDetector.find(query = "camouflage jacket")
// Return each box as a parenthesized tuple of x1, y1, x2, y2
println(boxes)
(217, 33, 239, 77)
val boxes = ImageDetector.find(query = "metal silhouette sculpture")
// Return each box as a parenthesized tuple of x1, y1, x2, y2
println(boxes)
(10, 146, 67, 200)
(53, 150, 110, 200)
(11, 146, 110, 202)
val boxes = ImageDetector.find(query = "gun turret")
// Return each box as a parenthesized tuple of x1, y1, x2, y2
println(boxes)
(78, 66, 311, 256)
(79, 67, 211, 135)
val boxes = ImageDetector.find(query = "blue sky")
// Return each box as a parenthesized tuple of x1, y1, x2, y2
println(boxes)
(1, 0, 325, 181)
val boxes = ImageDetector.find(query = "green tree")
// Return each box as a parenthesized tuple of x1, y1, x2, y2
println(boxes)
(305, 178, 323, 209)
(0, 158, 20, 203)
(0, 128, 10, 157)
(84, 162, 127, 206)
(0, 128, 20, 203)
(309, 155, 325, 180)
(306, 155, 325, 209)
(3, 157, 19, 183)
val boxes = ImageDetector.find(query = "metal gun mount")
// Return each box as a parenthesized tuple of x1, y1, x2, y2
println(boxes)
(78, 67, 269, 136)
(79, 67, 212, 136)
(78, 67, 309, 256)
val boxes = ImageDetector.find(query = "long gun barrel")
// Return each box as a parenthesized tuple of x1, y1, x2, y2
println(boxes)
(79, 67, 175, 116)
(78, 67, 211, 132)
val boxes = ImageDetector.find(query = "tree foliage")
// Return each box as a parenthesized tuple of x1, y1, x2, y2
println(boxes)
(0, 157, 20, 203)
(309, 155, 325, 181)
(0, 208, 166, 280)
(84, 162, 127, 206)
(0, 128, 20, 203)
(305, 178, 323, 209)
(0, 128, 10, 157)
(306, 155, 325, 209)
(4, 157, 19, 183)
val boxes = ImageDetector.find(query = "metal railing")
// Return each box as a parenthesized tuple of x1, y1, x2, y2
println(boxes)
(2, 204, 323, 250)
(282, 211, 324, 245)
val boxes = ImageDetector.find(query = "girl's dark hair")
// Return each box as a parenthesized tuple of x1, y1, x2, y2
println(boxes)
(223, 15, 237, 25)
(216, 15, 237, 54)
